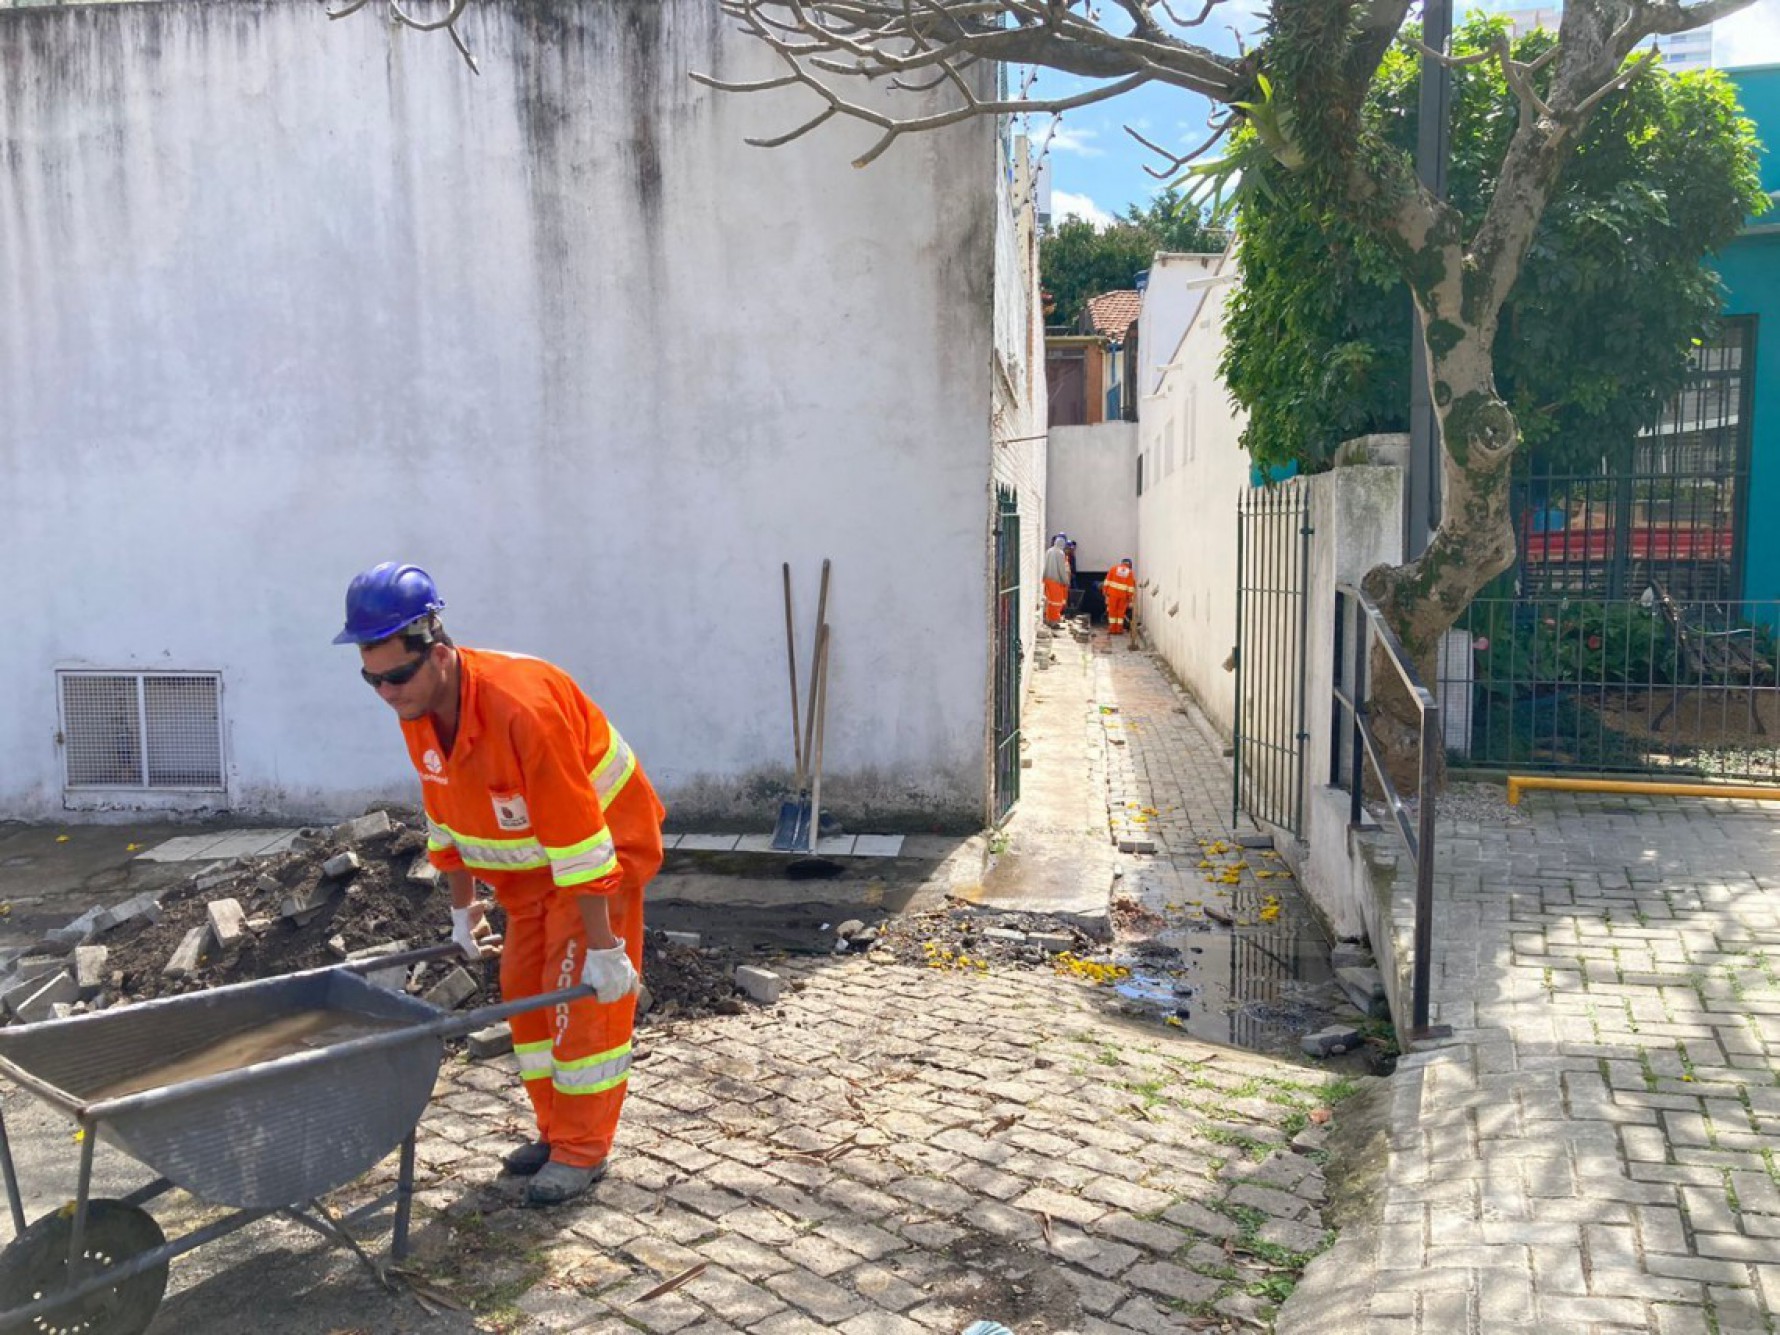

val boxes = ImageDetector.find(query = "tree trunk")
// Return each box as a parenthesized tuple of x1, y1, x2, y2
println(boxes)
(1362, 328, 1522, 796)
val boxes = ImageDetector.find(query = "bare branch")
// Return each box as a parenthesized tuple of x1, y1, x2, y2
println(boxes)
(1639, 0, 1759, 36)
(1495, 32, 1552, 123)
(1398, 35, 1497, 70)
(385, 0, 471, 33)
(1574, 46, 1657, 117)
(1125, 115, 1232, 179)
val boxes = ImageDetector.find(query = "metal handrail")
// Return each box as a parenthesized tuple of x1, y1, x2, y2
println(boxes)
(1333, 584, 1448, 1041)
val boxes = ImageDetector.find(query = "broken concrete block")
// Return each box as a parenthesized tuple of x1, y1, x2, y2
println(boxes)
(193, 864, 244, 894)
(467, 1023, 513, 1060)
(245, 916, 272, 934)
(40, 906, 107, 955)
(407, 854, 439, 886)
(49, 1003, 77, 1021)
(423, 967, 479, 1012)
(280, 884, 337, 926)
(1335, 966, 1390, 1020)
(1116, 836, 1157, 854)
(1301, 1024, 1362, 1059)
(72, 946, 109, 998)
(163, 926, 210, 980)
(1029, 932, 1073, 955)
(93, 893, 163, 936)
(327, 935, 350, 960)
(636, 982, 653, 1019)
(983, 927, 1028, 944)
(661, 930, 701, 949)
(2, 956, 70, 1004)
(833, 920, 866, 940)
(321, 851, 362, 880)
(347, 940, 413, 991)
(334, 810, 393, 844)
(734, 965, 784, 1005)
(11, 970, 79, 1024)
(206, 898, 249, 952)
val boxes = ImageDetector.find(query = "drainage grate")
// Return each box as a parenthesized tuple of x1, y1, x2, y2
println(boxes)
(59, 672, 224, 790)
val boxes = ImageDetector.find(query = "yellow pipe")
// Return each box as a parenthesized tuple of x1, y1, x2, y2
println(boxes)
(1506, 775, 1780, 806)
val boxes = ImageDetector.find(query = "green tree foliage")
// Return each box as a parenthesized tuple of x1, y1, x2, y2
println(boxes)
(1041, 189, 1228, 327)
(1222, 18, 1766, 473)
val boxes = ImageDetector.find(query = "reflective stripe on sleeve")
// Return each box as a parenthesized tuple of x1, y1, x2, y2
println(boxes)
(427, 819, 456, 853)
(590, 727, 639, 809)
(543, 828, 620, 889)
(515, 1039, 554, 1083)
(553, 1041, 632, 1096)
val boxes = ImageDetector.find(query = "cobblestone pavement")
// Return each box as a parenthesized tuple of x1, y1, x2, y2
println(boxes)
(1281, 790, 1780, 1334)
(90, 628, 1360, 1333)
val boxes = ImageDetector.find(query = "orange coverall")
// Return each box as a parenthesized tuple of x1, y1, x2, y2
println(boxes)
(401, 648, 666, 1170)
(1102, 561, 1136, 634)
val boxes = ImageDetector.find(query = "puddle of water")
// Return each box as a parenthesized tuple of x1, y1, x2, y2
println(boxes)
(91, 1009, 410, 1100)
(1106, 846, 1364, 1065)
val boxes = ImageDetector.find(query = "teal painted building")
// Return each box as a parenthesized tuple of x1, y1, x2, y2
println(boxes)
(1724, 67, 1780, 601)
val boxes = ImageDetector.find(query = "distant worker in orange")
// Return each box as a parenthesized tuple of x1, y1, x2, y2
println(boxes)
(1042, 534, 1071, 627)
(334, 562, 666, 1207)
(1102, 557, 1136, 635)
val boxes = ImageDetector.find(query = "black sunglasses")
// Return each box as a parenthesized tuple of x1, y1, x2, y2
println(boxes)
(361, 655, 430, 689)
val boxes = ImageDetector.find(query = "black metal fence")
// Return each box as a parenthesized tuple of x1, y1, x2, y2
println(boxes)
(1233, 482, 1313, 835)
(992, 486, 1023, 821)
(1515, 318, 1752, 604)
(1440, 594, 1780, 782)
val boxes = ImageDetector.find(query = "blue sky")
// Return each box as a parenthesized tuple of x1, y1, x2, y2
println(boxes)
(1035, 0, 1780, 227)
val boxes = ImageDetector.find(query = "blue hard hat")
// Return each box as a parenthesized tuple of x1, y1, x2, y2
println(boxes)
(332, 562, 445, 645)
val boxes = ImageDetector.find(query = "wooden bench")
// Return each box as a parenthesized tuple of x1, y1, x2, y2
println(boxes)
(1650, 581, 1774, 735)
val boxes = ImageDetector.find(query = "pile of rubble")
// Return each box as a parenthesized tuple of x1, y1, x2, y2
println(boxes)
(854, 905, 1104, 970)
(0, 810, 772, 1033)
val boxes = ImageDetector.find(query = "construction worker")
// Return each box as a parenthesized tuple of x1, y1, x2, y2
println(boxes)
(334, 562, 666, 1207)
(1042, 534, 1071, 627)
(1102, 557, 1136, 635)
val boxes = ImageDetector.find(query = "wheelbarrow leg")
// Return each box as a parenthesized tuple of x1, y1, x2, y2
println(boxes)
(0, 1106, 26, 1237)
(392, 1130, 417, 1262)
(65, 1120, 96, 1276)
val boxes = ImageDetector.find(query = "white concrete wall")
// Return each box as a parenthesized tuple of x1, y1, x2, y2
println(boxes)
(1045, 424, 1136, 574)
(988, 131, 1047, 798)
(0, 0, 1001, 826)
(1297, 461, 1407, 938)
(1138, 253, 1223, 397)
(1135, 262, 1252, 739)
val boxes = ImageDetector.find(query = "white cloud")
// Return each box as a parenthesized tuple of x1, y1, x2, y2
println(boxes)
(1051, 190, 1116, 228)
(1714, 0, 1780, 67)
(1037, 118, 1104, 158)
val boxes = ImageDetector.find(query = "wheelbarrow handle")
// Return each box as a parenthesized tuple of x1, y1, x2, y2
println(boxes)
(434, 983, 601, 1038)
(337, 942, 466, 975)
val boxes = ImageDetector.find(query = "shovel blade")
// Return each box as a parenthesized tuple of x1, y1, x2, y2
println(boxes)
(771, 797, 812, 852)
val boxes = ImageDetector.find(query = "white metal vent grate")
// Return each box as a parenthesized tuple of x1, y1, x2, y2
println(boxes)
(60, 672, 224, 790)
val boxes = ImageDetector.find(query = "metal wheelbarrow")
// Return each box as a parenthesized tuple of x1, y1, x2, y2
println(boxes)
(0, 943, 589, 1334)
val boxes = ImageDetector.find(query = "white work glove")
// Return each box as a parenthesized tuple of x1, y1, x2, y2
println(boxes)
(580, 939, 640, 1004)
(450, 904, 500, 960)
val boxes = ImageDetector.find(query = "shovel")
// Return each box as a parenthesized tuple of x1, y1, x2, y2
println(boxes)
(773, 558, 830, 850)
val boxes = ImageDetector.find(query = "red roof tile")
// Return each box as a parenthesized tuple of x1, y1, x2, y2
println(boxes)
(1082, 290, 1142, 341)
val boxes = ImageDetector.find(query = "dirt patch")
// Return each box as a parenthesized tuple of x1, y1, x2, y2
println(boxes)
(73, 812, 750, 1027)
(926, 1232, 1082, 1334)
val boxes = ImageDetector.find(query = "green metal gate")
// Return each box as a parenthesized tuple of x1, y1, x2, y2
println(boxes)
(993, 486, 1023, 820)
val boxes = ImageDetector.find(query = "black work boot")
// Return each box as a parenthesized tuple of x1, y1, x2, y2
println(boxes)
(502, 1140, 552, 1176)
(522, 1159, 608, 1207)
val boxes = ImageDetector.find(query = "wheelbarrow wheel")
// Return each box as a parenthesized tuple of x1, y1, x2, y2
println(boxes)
(0, 1200, 167, 1335)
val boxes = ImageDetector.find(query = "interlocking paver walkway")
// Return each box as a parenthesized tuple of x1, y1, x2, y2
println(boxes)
(1281, 790, 1780, 1334)
(76, 629, 1349, 1333)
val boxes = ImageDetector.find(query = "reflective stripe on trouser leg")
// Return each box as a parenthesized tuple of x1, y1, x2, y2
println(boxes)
(498, 877, 558, 1146)
(536, 863, 650, 1169)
